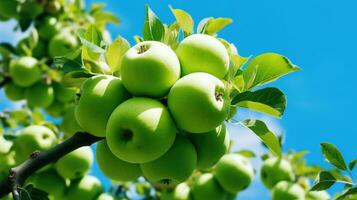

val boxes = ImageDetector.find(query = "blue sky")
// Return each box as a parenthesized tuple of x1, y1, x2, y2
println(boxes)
(1, 0, 357, 199)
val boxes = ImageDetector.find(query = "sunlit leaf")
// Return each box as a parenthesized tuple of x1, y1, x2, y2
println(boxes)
(234, 150, 256, 158)
(311, 171, 336, 191)
(169, 6, 194, 37)
(320, 143, 347, 170)
(105, 36, 130, 73)
(143, 5, 165, 41)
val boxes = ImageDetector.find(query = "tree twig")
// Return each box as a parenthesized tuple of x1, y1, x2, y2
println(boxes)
(0, 132, 103, 198)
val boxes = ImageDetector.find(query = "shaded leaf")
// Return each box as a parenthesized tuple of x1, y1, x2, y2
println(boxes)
(169, 6, 194, 36)
(349, 159, 357, 171)
(61, 70, 94, 88)
(311, 171, 336, 191)
(20, 184, 49, 200)
(143, 5, 165, 41)
(320, 143, 347, 170)
(336, 187, 357, 200)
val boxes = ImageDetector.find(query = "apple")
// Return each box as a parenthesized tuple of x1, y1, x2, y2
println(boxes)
(45, 0, 62, 15)
(187, 124, 230, 169)
(214, 153, 254, 193)
(271, 181, 305, 200)
(140, 135, 196, 188)
(37, 16, 61, 40)
(64, 175, 103, 200)
(176, 34, 229, 79)
(106, 97, 177, 163)
(31, 169, 66, 199)
(60, 106, 84, 138)
(75, 75, 130, 137)
(55, 146, 93, 179)
(13, 125, 57, 163)
(26, 82, 55, 108)
(96, 140, 142, 182)
(120, 41, 180, 98)
(191, 173, 227, 200)
(0, 0, 19, 19)
(306, 191, 330, 200)
(260, 157, 295, 189)
(0, 151, 16, 173)
(97, 193, 121, 200)
(46, 100, 66, 118)
(161, 182, 192, 200)
(48, 30, 78, 57)
(168, 72, 230, 133)
(9, 57, 42, 87)
(53, 82, 77, 103)
(4, 82, 25, 101)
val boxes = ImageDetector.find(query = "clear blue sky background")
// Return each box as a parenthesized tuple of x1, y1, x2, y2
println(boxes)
(1, 0, 356, 199)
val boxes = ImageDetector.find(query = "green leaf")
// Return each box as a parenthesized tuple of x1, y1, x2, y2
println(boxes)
(20, 184, 49, 200)
(53, 48, 83, 73)
(105, 36, 130, 73)
(197, 17, 211, 34)
(234, 150, 256, 158)
(320, 143, 347, 170)
(349, 159, 357, 171)
(0, 136, 12, 154)
(143, 5, 165, 41)
(241, 119, 281, 156)
(77, 27, 105, 56)
(243, 53, 300, 89)
(169, 6, 194, 37)
(310, 171, 336, 191)
(93, 11, 120, 30)
(163, 23, 180, 49)
(231, 87, 286, 118)
(61, 70, 94, 88)
(205, 17, 233, 35)
(336, 187, 357, 200)
(32, 110, 45, 125)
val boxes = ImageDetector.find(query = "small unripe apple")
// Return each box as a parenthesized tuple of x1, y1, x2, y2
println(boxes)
(49, 30, 78, 57)
(176, 34, 229, 79)
(13, 125, 57, 163)
(9, 57, 42, 87)
(37, 16, 61, 40)
(271, 181, 305, 200)
(97, 193, 121, 200)
(161, 182, 192, 200)
(141, 135, 196, 188)
(4, 82, 25, 101)
(96, 140, 142, 182)
(60, 106, 84, 138)
(191, 173, 227, 200)
(75, 75, 130, 137)
(168, 72, 229, 133)
(106, 97, 177, 163)
(306, 191, 330, 200)
(53, 82, 77, 103)
(55, 146, 93, 179)
(260, 157, 295, 189)
(187, 124, 230, 169)
(26, 82, 55, 108)
(65, 175, 103, 200)
(214, 153, 254, 193)
(120, 41, 180, 98)
(31, 169, 66, 199)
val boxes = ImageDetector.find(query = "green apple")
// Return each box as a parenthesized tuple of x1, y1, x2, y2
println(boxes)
(65, 175, 103, 200)
(0, 0, 19, 19)
(31, 169, 66, 199)
(141, 135, 196, 188)
(48, 30, 78, 57)
(214, 153, 254, 193)
(187, 124, 230, 169)
(168, 72, 229, 133)
(37, 16, 61, 40)
(13, 125, 57, 163)
(96, 140, 142, 182)
(55, 146, 93, 179)
(0, 151, 16, 173)
(271, 181, 305, 200)
(97, 193, 121, 200)
(4, 82, 25, 101)
(260, 157, 295, 189)
(306, 191, 330, 200)
(75, 75, 130, 137)
(191, 173, 227, 200)
(9, 57, 42, 87)
(161, 182, 192, 200)
(26, 82, 55, 108)
(345, 194, 357, 200)
(120, 41, 180, 98)
(106, 97, 177, 163)
(176, 34, 229, 79)
(32, 39, 47, 59)
(60, 106, 84, 138)
(53, 82, 77, 103)
(46, 100, 66, 118)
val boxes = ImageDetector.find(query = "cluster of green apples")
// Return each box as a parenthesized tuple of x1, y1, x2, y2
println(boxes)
(260, 157, 330, 200)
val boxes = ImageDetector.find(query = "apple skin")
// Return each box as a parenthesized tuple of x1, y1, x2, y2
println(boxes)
(53, 83, 77, 103)
(26, 82, 55, 108)
(96, 140, 142, 182)
(271, 181, 305, 200)
(187, 124, 230, 170)
(161, 182, 192, 200)
(140, 135, 196, 188)
(60, 106, 84, 139)
(168, 72, 230, 133)
(9, 57, 42, 87)
(0, 0, 19, 19)
(64, 175, 103, 200)
(37, 16, 61, 41)
(0, 151, 16, 173)
(75, 75, 130, 137)
(260, 157, 295, 189)
(306, 191, 330, 200)
(106, 97, 177, 164)
(176, 34, 229, 79)
(13, 125, 57, 163)
(214, 153, 254, 193)
(120, 41, 180, 98)
(191, 173, 227, 200)
(55, 146, 93, 180)
(30, 169, 66, 199)
(48, 30, 78, 57)
(4, 82, 25, 101)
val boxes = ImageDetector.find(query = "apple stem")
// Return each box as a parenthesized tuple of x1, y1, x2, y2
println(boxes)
(0, 132, 103, 198)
